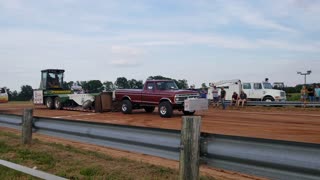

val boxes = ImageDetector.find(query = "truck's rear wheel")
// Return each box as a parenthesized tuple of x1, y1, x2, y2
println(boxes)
(54, 97, 63, 110)
(158, 101, 173, 118)
(183, 110, 195, 115)
(121, 100, 132, 114)
(144, 107, 155, 113)
(46, 97, 54, 109)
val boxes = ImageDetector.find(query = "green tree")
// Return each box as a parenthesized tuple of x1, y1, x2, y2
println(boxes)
(63, 81, 74, 90)
(201, 83, 208, 89)
(18, 85, 33, 101)
(148, 75, 171, 80)
(115, 77, 129, 89)
(175, 79, 188, 89)
(86, 80, 103, 93)
(103, 81, 115, 91)
(128, 79, 144, 89)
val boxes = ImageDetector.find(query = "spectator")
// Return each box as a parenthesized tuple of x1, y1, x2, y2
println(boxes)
(315, 85, 320, 102)
(230, 92, 238, 107)
(199, 87, 207, 98)
(300, 85, 307, 107)
(308, 85, 315, 102)
(237, 90, 247, 107)
(220, 87, 226, 110)
(212, 85, 219, 107)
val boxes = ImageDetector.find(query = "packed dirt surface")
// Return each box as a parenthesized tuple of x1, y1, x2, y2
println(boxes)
(1, 102, 320, 144)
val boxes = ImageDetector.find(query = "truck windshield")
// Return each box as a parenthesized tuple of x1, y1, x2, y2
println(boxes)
(156, 81, 179, 90)
(263, 83, 273, 89)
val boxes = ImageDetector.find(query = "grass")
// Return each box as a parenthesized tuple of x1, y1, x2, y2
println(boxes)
(0, 131, 215, 180)
(287, 93, 300, 101)
(0, 165, 40, 180)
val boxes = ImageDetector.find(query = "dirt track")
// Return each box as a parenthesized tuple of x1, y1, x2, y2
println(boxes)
(1, 102, 320, 144)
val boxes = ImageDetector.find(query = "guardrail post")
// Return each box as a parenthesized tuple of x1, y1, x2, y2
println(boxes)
(179, 116, 201, 180)
(22, 108, 33, 144)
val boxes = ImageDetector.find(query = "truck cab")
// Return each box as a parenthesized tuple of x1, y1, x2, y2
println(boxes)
(40, 69, 64, 90)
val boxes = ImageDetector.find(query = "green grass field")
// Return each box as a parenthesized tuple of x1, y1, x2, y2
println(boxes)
(0, 131, 215, 180)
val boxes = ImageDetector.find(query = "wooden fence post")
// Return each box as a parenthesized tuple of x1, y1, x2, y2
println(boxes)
(22, 108, 33, 144)
(179, 116, 202, 180)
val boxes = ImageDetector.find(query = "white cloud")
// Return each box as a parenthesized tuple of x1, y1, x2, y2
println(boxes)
(111, 45, 144, 55)
(109, 59, 142, 67)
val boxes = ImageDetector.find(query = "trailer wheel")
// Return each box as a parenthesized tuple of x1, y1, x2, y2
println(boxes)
(121, 100, 132, 114)
(54, 97, 63, 110)
(183, 110, 195, 115)
(158, 101, 173, 118)
(46, 97, 54, 109)
(144, 107, 155, 113)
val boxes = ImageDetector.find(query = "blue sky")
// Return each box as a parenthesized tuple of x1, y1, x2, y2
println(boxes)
(1, 0, 319, 91)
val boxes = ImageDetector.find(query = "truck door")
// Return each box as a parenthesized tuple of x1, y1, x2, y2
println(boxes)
(242, 83, 252, 99)
(253, 83, 264, 100)
(141, 82, 156, 104)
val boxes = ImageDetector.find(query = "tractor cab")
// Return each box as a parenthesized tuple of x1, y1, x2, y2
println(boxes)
(40, 69, 64, 90)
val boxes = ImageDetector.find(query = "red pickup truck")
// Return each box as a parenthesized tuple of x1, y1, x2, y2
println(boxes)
(115, 80, 200, 118)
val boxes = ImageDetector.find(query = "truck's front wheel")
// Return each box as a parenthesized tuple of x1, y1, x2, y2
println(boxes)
(158, 101, 173, 118)
(46, 97, 54, 109)
(121, 100, 132, 114)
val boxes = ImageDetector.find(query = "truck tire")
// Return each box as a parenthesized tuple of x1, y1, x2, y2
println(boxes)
(158, 101, 173, 118)
(54, 97, 63, 110)
(121, 100, 132, 114)
(144, 107, 155, 113)
(183, 110, 195, 115)
(263, 97, 274, 102)
(46, 97, 54, 109)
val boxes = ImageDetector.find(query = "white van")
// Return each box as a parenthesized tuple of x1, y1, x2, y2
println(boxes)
(207, 80, 286, 101)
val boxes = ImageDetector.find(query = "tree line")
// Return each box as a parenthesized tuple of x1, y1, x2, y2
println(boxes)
(7, 75, 313, 101)
(7, 75, 190, 101)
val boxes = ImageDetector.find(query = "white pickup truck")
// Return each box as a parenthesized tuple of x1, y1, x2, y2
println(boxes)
(207, 79, 286, 101)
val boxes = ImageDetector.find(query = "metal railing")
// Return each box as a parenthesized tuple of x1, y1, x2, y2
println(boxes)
(0, 113, 320, 180)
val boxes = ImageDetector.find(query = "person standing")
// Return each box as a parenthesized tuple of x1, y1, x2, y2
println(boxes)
(315, 85, 320, 102)
(308, 85, 315, 102)
(212, 85, 219, 107)
(300, 85, 307, 107)
(220, 87, 226, 110)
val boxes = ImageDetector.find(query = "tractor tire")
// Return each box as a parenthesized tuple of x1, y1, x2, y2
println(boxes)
(158, 101, 173, 118)
(54, 97, 63, 110)
(183, 110, 195, 116)
(46, 97, 54, 109)
(121, 100, 132, 114)
(144, 107, 155, 113)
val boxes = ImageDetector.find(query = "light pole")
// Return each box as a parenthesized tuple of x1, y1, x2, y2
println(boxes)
(297, 70, 312, 85)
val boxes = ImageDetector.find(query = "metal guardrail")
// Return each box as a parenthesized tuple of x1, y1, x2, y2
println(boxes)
(0, 114, 320, 180)
(0, 159, 67, 180)
(246, 101, 320, 107)
(221, 100, 320, 107)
